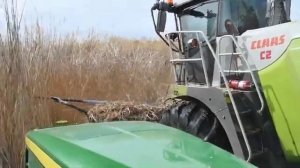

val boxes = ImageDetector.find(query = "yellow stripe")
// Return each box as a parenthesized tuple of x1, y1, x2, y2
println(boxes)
(25, 137, 61, 168)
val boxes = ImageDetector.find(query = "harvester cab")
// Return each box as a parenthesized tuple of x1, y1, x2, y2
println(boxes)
(152, 0, 300, 167)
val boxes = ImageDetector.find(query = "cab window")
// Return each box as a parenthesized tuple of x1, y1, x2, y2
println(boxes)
(219, 0, 268, 34)
(290, 0, 300, 21)
(180, 1, 218, 42)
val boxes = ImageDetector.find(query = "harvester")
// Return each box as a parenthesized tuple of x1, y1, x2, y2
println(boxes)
(24, 0, 300, 167)
(151, 0, 300, 167)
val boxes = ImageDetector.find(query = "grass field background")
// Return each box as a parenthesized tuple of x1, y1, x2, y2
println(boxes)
(0, 1, 172, 167)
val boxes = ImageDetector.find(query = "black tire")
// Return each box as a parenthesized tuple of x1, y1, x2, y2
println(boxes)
(160, 100, 232, 152)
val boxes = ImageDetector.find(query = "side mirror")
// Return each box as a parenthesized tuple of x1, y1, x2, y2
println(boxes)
(225, 19, 239, 36)
(156, 11, 167, 32)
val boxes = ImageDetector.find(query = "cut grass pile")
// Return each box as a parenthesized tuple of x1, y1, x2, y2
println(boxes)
(87, 101, 167, 122)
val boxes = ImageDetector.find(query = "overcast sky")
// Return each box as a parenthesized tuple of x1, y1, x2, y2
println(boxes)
(22, 0, 161, 39)
(1, 0, 300, 39)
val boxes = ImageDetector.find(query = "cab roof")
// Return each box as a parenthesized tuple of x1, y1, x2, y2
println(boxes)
(26, 121, 255, 168)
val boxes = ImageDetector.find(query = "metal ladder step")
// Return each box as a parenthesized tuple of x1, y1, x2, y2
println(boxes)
(219, 52, 242, 56)
(223, 70, 251, 73)
(246, 128, 262, 136)
(240, 109, 252, 116)
(170, 58, 202, 63)
(246, 128, 265, 159)
(251, 148, 268, 159)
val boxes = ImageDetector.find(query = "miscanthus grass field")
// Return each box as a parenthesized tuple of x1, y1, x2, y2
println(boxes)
(0, 1, 172, 167)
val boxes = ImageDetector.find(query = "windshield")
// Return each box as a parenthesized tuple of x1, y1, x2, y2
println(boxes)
(219, 0, 268, 35)
(290, 0, 300, 21)
(179, 1, 218, 41)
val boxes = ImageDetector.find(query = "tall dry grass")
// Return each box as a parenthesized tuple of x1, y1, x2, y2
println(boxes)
(0, 1, 171, 167)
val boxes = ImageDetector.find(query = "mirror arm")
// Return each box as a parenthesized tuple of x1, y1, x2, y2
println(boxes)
(151, 8, 179, 52)
(151, 9, 169, 46)
(151, 1, 159, 10)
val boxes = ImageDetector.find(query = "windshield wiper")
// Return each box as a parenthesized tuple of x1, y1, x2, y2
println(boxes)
(182, 9, 205, 17)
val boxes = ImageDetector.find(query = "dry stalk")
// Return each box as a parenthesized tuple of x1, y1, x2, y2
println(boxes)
(0, 1, 171, 167)
(88, 101, 167, 122)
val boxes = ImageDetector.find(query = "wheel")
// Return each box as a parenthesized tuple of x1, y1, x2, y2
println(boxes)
(160, 100, 232, 152)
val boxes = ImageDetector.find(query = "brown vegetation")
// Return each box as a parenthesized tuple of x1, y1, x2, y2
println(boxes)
(0, 1, 171, 167)
(88, 101, 166, 122)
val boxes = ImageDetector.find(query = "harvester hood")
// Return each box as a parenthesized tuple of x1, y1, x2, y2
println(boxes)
(26, 121, 255, 168)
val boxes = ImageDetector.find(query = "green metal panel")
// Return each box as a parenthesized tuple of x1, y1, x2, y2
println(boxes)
(259, 38, 300, 161)
(27, 149, 44, 168)
(26, 121, 255, 168)
(169, 84, 188, 97)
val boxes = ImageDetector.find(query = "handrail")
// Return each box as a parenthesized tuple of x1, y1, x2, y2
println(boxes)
(219, 52, 242, 56)
(170, 58, 202, 62)
(166, 31, 253, 162)
(166, 31, 210, 87)
(218, 35, 265, 116)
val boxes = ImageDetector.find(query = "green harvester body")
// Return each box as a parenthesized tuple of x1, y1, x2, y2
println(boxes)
(25, 121, 255, 168)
